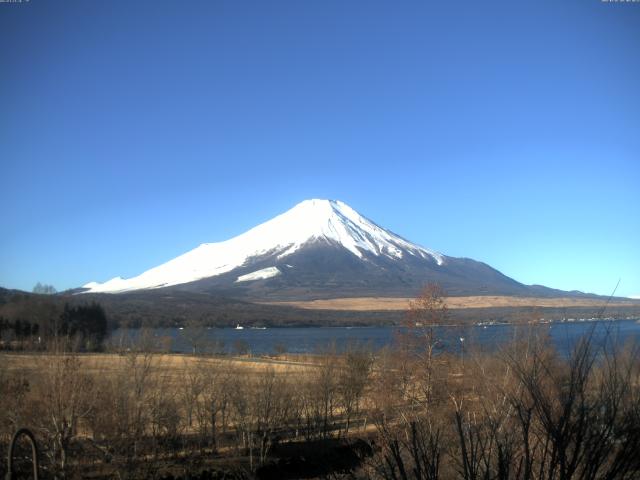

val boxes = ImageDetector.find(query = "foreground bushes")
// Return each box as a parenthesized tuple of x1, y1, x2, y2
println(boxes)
(367, 325, 640, 480)
(1, 323, 639, 479)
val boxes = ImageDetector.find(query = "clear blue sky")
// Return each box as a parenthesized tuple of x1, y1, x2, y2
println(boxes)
(1, 0, 639, 297)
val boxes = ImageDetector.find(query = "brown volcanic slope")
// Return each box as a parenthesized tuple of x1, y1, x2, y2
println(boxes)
(262, 296, 640, 311)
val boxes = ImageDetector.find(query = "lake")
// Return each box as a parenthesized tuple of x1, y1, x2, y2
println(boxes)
(109, 318, 640, 357)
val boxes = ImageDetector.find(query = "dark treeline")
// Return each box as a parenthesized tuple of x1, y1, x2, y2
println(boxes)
(63, 291, 640, 328)
(2, 287, 639, 330)
(0, 302, 109, 351)
(0, 317, 39, 338)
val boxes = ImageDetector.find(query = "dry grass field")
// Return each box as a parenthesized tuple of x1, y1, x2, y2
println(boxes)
(262, 295, 640, 311)
(0, 351, 318, 379)
(2, 329, 640, 480)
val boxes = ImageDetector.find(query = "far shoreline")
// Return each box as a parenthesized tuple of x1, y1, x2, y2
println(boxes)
(259, 295, 640, 311)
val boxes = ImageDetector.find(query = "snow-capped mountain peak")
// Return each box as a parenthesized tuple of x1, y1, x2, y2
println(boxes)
(82, 199, 444, 294)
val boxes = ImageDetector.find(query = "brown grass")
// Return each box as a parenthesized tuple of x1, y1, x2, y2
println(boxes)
(0, 352, 317, 377)
(260, 295, 640, 311)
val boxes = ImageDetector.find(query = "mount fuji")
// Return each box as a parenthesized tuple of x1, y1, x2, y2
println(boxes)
(81, 199, 569, 299)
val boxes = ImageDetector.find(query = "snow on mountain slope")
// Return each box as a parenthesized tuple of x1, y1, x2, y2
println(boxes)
(235, 267, 281, 283)
(82, 199, 444, 293)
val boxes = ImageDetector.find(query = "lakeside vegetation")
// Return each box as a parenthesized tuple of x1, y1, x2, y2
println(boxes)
(2, 326, 639, 479)
(1, 286, 639, 479)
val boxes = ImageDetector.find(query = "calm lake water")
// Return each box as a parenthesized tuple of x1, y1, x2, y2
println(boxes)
(110, 319, 640, 357)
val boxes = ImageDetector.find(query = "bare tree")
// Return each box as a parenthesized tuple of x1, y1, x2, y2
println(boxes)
(148, 372, 182, 457)
(179, 357, 204, 429)
(369, 417, 442, 480)
(180, 320, 208, 355)
(503, 329, 640, 480)
(34, 352, 95, 476)
(305, 348, 339, 439)
(193, 357, 234, 451)
(33, 282, 57, 295)
(338, 345, 373, 434)
(252, 366, 293, 467)
(399, 283, 449, 405)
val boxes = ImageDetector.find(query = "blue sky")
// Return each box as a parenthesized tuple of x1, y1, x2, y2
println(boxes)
(1, 0, 639, 297)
